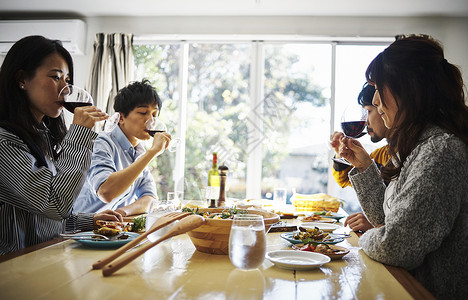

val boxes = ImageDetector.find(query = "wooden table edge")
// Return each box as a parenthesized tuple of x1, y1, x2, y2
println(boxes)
(353, 231, 436, 300)
(384, 264, 436, 300)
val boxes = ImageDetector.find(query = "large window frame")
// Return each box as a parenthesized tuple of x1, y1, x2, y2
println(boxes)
(133, 35, 392, 201)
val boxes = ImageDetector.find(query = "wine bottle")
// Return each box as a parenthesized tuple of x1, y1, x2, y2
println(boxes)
(207, 152, 220, 208)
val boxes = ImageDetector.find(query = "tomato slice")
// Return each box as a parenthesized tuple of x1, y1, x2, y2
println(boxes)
(300, 244, 316, 252)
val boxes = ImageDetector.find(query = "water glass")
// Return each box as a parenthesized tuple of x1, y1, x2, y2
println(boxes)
(145, 199, 177, 242)
(273, 188, 287, 207)
(228, 214, 266, 270)
(167, 191, 184, 210)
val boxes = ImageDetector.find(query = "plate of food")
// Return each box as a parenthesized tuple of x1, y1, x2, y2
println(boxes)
(67, 231, 140, 248)
(280, 231, 344, 245)
(300, 214, 336, 223)
(265, 250, 331, 270)
(299, 223, 342, 232)
(310, 211, 346, 221)
(65, 220, 142, 248)
(292, 243, 350, 260)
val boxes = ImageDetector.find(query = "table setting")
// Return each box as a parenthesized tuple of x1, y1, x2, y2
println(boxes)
(0, 194, 435, 299)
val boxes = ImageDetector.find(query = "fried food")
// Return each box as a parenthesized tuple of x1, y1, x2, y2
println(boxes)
(94, 220, 125, 237)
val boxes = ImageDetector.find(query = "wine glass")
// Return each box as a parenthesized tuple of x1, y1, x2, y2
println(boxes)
(103, 112, 120, 132)
(332, 104, 368, 166)
(58, 85, 93, 113)
(145, 117, 181, 152)
(228, 214, 266, 270)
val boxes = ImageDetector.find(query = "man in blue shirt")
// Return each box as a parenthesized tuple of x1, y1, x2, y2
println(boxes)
(75, 80, 170, 217)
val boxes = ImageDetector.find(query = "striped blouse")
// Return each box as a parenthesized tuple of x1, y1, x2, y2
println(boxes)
(0, 124, 98, 255)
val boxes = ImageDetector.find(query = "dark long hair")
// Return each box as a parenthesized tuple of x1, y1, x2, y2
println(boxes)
(0, 35, 73, 167)
(365, 35, 468, 182)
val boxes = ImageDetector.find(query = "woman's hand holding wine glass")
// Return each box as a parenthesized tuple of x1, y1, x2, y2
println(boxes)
(58, 85, 108, 129)
(332, 104, 368, 166)
(339, 137, 374, 172)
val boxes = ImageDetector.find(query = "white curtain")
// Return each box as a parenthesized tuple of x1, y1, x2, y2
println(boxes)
(86, 33, 134, 128)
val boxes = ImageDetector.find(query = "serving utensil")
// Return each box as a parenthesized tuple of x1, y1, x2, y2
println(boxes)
(102, 214, 205, 276)
(92, 211, 191, 270)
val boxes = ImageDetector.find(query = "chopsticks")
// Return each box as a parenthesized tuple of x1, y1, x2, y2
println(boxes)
(92, 211, 191, 270)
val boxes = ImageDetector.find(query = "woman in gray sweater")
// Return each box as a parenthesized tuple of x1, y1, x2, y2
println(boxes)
(338, 35, 468, 299)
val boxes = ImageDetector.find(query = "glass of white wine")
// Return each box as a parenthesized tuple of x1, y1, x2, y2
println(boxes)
(229, 214, 266, 270)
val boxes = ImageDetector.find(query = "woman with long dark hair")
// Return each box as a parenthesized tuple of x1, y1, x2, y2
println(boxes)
(0, 35, 122, 255)
(338, 35, 468, 299)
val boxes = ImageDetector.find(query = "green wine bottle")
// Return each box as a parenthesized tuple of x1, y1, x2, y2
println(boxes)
(207, 152, 220, 208)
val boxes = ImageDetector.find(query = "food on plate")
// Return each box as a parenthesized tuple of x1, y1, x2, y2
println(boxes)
(313, 210, 333, 216)
(302, 215, 335, 223)
(94, 220, 126, 237)
(182, 207, 249, 219)
(295, 243, 335, 255)
(290, 193, 341, 212)
(292, 243, 350, 259)
(293, 227, 330, 242)
(128, 215, 146, 233)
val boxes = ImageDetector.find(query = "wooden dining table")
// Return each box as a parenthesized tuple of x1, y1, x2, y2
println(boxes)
(0, 217, 435, 300)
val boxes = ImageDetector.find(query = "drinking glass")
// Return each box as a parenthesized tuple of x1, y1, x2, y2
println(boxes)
(103, 112, 120, 132)
(229, 214, 266, 270)
(145, 117, 181, 152)
(332, 104, 368, 166)
(167, 191, 184, 210)
(273, 187, 287, 209)
(145, 199, 177, 242)
(58, 85, 93, 113)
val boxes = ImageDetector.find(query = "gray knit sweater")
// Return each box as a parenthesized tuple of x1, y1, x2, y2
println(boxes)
(349, 126, 468, 300)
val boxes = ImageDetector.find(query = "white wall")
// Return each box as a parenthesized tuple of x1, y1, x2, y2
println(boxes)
(71, 16, 468, 93)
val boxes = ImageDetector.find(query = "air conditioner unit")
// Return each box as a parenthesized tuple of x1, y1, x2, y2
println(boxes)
(0, 19, 86, 55)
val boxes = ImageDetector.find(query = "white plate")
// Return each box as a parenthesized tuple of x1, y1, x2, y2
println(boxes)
(265, 250, 331, 270)
(300, 223, 341, 232)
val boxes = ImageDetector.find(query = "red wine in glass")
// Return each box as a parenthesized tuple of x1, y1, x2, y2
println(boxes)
(341, 120, 366, 138)
(145, 130, 165, 137)
(62, 102, 92, 113)
(58, 85, 93, 114)
(146, 117, 181, 152)
(332, 105, 368, 166)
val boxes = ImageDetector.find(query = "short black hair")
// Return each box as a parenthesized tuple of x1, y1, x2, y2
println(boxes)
(357, 82, 375, 107)
(113, 79, 161, 116)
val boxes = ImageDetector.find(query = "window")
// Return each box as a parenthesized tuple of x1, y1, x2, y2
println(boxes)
(134, 37, 391, 213)
(262, 43, 331, 202)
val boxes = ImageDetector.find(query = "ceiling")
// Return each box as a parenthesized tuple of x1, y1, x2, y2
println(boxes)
(1, 0, 468, 18)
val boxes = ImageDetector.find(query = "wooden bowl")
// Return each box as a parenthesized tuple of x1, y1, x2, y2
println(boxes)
(187, 208, 280, 255)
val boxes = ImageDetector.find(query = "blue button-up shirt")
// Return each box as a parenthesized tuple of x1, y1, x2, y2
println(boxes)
(74, 125, 157, 213)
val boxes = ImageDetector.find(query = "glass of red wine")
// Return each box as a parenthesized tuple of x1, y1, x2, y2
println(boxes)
(145, 117, 180, 152)
(58, 85, 93, 113)
(332, 104, 368, 166)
